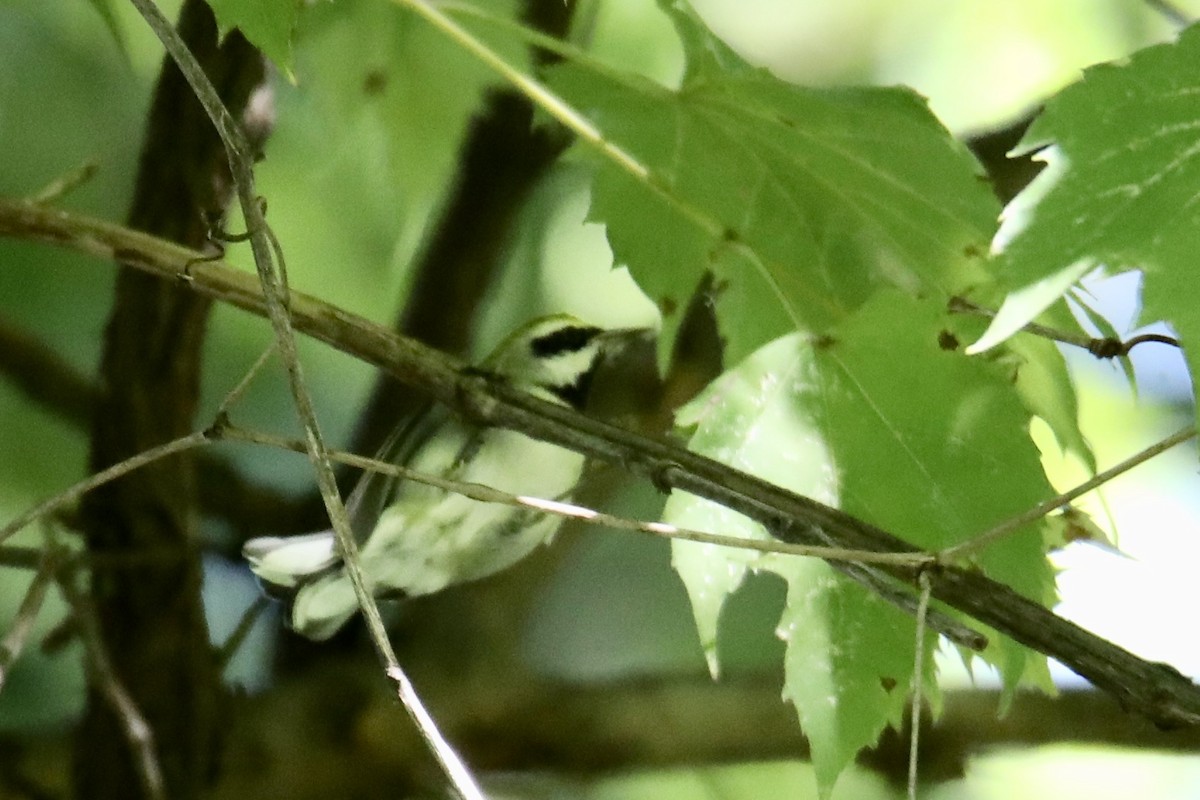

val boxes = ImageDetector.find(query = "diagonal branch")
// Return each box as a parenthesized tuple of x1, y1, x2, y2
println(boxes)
(125, 2, 486, 797)
(2, 197, 1198, 728)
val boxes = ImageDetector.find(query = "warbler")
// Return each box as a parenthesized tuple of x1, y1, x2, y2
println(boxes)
(244, 314, 635, 640)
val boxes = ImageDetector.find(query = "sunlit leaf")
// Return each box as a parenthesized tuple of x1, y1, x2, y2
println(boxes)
(205, 0, 301, 78)
(779, 562, 923, 795)
(967, 258, 1090, 353)
(995, 332, 1095, 471)
(667, 290, 1056, 796)
(812, 292, 1056, 702)
(550, 2, 999, 366)
(992, 23, 1200, 424)
(666, 335, 838, 678)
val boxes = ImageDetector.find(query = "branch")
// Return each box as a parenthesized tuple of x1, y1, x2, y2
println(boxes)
(126, 2, 486, 796)
(949, 296, 1182, 358)
(3, 198, 1198, 728)
(0, 546, 61, 693)
(7, 666, 1199, 792)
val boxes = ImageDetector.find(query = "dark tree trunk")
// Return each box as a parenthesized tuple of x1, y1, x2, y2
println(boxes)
(74, 3, 271, 798)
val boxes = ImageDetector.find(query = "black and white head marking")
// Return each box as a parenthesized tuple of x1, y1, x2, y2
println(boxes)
(528, 324, 603, 359)
(527, 324, 604, 409)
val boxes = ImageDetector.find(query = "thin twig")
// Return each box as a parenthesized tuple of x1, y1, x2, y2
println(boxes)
(27, 161, 100, 205)
(392, 0, 839, 324)
(57, 561, 165, 800)
(395, 0, 647, 181)
(1115, 332, 1182, 355)
(384, 664, 486, 799)
(0, 544, 195, 573)
(947, 296, 1181, 358)
(220, 424, 930, 566)
(907, 570, 932, 800)
(0, 545, 44, 570)
(0, 432, 212, 546)
(221, 426, 988, 651)
(126, 3, 487, 797)
(215, 343, 276, 420)
(0, 315, 310, 541)
(1145, 0, 1192, 26)
(0, 546, 62, 692)
(940, 425, 1197, 561)
(216, 595, 270, 668)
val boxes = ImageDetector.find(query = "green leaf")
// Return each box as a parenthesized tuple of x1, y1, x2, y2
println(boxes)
(666, 334, 838, 677)
(991, 23, 1200, 423)
(779, 563, 923, 795)
(550, 3, 999, 366)
(810, 291, 1056, 700)
(666, 290, 1056, 796)
(967, 258, 1090, 353)
(205, 0, 301, 78)
(993, 332, 1095, 471)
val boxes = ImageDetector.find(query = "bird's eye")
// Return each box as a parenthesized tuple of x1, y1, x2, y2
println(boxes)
(529, 325, 602, 358)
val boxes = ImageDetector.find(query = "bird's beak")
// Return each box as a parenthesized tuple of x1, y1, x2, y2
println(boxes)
(597, 325, 656, 351)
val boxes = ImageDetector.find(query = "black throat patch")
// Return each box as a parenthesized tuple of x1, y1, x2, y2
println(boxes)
(544, 369, 596, 410)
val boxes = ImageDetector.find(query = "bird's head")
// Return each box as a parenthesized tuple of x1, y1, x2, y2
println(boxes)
(484, 314, 646, 409)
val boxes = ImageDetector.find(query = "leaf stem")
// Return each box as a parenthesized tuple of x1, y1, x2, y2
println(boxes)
(948, 296, 1181, 358)
(394, 0, 649, 181)
(389, 0, 832, 326)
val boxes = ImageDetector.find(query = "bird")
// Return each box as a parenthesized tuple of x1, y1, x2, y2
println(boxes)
(243, 314, 637, 640)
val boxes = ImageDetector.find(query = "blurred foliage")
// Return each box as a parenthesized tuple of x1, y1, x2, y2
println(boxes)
(2, 1, 1200, 799)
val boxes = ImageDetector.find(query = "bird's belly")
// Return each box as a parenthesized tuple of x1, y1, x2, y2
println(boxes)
(362, 433, 585, 596)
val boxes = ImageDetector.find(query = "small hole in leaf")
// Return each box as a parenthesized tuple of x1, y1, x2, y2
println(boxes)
(363, 69, 388, 96)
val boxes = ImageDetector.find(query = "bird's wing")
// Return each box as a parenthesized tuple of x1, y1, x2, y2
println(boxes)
(342, 400, 450, 543)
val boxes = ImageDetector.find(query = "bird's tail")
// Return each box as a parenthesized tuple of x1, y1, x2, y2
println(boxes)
(243, 531, 359, 640)
(244, 530, 340, 589)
